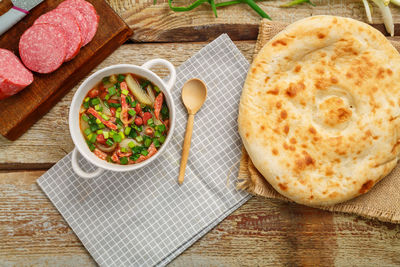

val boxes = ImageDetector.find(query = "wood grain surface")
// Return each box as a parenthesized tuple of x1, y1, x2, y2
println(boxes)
(0, 0, 133, 141)
(1, 170, 399, 266)
(107, 0, 400, 42)
(1, 41, 400, 266)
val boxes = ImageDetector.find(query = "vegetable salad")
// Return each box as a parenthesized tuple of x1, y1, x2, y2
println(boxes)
(80, 73, 170, 165)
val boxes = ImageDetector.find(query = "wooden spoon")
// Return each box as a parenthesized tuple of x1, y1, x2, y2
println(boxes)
(178, 78, 207, 185)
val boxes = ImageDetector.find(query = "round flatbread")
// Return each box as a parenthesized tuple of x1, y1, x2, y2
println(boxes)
(238, 16, 400, 206)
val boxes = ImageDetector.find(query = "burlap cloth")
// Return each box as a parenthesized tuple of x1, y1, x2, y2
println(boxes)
(237, 19, 400, 224)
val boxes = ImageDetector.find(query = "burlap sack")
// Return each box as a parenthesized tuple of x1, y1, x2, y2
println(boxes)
(238, 19, 400, 223)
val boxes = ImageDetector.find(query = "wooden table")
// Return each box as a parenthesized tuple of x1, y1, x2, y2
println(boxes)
(1, 1, 400, 266)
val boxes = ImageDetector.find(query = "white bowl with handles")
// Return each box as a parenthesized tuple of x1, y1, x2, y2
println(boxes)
(69, 59, 177, 178)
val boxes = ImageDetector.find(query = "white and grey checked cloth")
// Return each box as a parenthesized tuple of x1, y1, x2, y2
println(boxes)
(37, 34, 251, 267)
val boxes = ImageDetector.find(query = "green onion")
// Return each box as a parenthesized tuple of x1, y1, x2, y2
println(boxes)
(155, 124, 166, 132)
(83, 102, 90, 109)
(154, 131, 161, 138)
(132, 100, 137, 107)
(153, 139, 160, 148)
(82, 114, 89, 122)
(84, 128, 92, 136)
(122, 89, 129, 96)
(120, 157, 128, 165)
(144, 138, 152, 147)
(159, 135, 166, 143)
(130, 154, 140, 161)
(108, 86, 116, 96)
(102, 76, 109, 84)
(121, 147, 127, 153)
(154, 86, 160, 93)
(96, 118, 101, 124)
(126, 95, 132, 105)
(141, 150, 149, 156)
(90, 134, 97, 143)
(85, 97, 90, 102)
(116, 111, 121, 119)
(128, 141, 135, 148)
(116, 118, 123, 127)
(91, 98, 100, 106)
(101, 114, 109, 121)
(96, 130, 103, 134)
(140, 80, 150, 89)
(110, 130, 116, 137)
(124, 127, 131, 135)
(129, 130, 137, 138)
(147, 118, 154, 125)
(119, 131, 125, 140)
(135, 136, 143, 142)
(103, 131, 109, 139)
(98, 123, 105, 129)
(128, 109, 136, 117)
(113, 134, 122, 143)
(90, 124, 99, 132)
(86, 140, 96, 151)
(94, 104, 101, 111)
(116, 107, 122, 112)
(106, 139, 114, 146)
(105, 94, 110, 101)
(108, 102, 121, 108)
(117, 74, 125, 82)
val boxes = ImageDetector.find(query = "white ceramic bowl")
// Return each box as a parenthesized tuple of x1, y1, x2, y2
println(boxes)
(69, 59, 177, 178)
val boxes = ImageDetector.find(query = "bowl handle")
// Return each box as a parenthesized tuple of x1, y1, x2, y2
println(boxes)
(71, 148, 104, 179)
(141, 59, 176, 92)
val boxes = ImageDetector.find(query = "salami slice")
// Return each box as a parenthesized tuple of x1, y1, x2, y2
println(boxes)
(55, 7, 88, 47)
(34, 10, 82, 61)
(19, 24, 67, 74)
(58, 0, 99, 46)
(0, 49, 33, 100)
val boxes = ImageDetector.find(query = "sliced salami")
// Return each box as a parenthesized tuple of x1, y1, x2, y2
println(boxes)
(19, 24, 67, 74)
(34, 10, 82, 61)
(56, 7, 88, 46)
(58, 0, 99, 46)
(0, 49, 33, 100)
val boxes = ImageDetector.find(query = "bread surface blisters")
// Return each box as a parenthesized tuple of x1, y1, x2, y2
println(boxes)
(238, 15, 400, 206)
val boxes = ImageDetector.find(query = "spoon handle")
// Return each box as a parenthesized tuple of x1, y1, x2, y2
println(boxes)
(178, 113, 195, 184)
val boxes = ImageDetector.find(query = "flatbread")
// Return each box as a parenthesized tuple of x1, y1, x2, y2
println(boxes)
(238, 16, 400, 206)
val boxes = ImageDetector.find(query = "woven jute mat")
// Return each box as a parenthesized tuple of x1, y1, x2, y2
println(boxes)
(237, 19, 400, 224)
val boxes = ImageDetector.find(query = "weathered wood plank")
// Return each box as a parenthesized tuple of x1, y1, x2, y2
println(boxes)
(0, 41, 256, 169)
(109, 0, 400, 42)
(1, 171, 400, 266)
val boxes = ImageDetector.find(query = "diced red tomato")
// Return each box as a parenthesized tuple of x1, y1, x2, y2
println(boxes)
(94, 149, 107, 160)
(142, 112, 152, 125)
(135, 102, 142, 114)
(96, 134, 107, 145)
(87, 108, 118, 130)
(144, 127, 154, 136)
(99, 84, 106, 92)
(110, 107, 116, 117)
(154, 92, 163, 120)
(134, 117, 143, 126)
(88, 89, 99, 98)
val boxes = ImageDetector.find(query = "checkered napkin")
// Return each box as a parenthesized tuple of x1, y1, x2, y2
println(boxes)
(37, 34, 251, 267)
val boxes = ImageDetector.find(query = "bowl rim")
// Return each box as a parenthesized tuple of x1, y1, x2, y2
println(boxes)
(69, 63, 176, 172)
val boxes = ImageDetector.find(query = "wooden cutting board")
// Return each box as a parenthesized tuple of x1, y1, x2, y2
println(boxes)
(0, 0, 133, 140)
